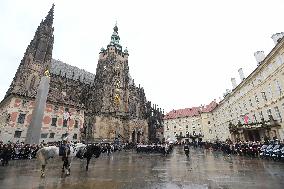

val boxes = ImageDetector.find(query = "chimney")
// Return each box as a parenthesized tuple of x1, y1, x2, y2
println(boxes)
(231, 78, 237, 89)
(254, 51, 266, 65)
(271, 32, 284, 45)
(226, 89, 230, 94)
(238, 68, 245, 81)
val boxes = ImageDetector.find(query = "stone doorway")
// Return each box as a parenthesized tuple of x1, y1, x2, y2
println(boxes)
(246, 130, 261, 141)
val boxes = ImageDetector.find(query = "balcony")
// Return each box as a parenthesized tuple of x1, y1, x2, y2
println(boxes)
(228, 115, 281, 133)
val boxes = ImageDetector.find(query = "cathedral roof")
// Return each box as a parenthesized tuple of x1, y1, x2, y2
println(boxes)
(50, 59, 95, 84)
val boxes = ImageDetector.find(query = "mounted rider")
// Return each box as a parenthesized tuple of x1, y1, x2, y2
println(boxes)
(60, 137, 71, 175)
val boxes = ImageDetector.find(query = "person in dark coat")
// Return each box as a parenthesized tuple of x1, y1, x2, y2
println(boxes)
(61, 140, 71, 174)
(2, 144, 12, 166)
(106, 143, 112, 156)
(184, 142, 190, 157)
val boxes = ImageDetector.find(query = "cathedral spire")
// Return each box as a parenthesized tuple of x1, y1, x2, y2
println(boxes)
(4, 4, 55, 98)
(42, 4, 55, 27)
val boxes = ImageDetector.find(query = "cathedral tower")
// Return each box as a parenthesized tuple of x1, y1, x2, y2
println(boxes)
(5, 4, 55, 98)
(93, 24, 130, 117)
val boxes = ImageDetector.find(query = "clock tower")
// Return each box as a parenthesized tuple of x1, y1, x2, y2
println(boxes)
(82, 23, 149, 143)
(93, 24, 130, 117)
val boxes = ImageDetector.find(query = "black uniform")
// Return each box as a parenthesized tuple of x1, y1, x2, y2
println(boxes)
(184, 144, 190, 157)
(2, 145, 12, 166)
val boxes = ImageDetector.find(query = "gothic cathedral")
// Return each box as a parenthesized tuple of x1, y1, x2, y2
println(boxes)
(0, 5, 164, 143)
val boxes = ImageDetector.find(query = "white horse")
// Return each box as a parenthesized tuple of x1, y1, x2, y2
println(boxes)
(36, 143, 86, 177)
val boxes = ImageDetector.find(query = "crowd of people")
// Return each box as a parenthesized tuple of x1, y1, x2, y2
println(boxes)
(0, 140, 172, 166)
(0, 141, 42, 166)
(136, 143, 173, 155)
(206, 139, 284, 160)
(181, 139, 284, 161)
(2, 138, 283, 167)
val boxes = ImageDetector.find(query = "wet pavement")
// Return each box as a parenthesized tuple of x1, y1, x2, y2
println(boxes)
(0, 147, 284, 189)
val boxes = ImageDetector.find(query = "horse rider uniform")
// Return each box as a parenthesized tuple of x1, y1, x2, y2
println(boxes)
(61, 140, 71, 173)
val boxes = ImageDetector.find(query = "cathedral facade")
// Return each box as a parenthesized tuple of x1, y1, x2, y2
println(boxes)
(0, 5, 163, 143)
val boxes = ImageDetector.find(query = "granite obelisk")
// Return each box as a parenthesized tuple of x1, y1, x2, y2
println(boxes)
(25, 74, 50, 144)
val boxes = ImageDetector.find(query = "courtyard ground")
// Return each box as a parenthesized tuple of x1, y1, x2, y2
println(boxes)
(0, 147, 283, 189)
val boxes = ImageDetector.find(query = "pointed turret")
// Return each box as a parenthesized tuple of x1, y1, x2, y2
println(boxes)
(4, 4, 55, 98)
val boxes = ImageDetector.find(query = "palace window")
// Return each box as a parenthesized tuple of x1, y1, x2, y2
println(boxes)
(54, 105, 59, 112)
(252, 114, 257, 122)
(276, 55, 283, 65)
(49, 133, 55, 138)
(22, 100, 28, 108)
(73, 134, 78, 140)
(41, 133, 48, 138)
(268, 84, 273, 99)
(259, 111, 264, 119)
(61, 133, 68, 139)
(63, 119, 68, 127)
(74, 120, 79, 128)
(51, 117, 57, 127)
(6, 113, 10, 123)
(267, 109, 272, 116)
(255, 94, 259, 103)
(276, 80, 282, 96)
(261, 92, 267, 101)
(249, 99, 253, 107)
(17, 113, 26, 124)
(14, 131, 22, 138)
(274, 106, 282, 122)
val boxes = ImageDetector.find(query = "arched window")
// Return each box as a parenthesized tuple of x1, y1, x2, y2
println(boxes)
(29, 76, 36, 90)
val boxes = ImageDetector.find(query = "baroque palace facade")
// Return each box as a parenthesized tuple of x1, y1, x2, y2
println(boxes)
(0, 5, 163, 143)
(164, 33, 284, 143)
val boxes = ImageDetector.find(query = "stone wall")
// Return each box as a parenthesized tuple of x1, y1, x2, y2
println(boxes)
(91, 115, 148, 143)
(0, 96, 83, 143)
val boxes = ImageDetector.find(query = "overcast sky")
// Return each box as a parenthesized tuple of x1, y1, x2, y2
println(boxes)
(0, 0, 284, 113)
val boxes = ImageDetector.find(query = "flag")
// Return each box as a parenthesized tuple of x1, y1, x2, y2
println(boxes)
(244, 115, 249, 124)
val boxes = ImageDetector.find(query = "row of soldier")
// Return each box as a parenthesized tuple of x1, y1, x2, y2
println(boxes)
(136, 143, 173, 155)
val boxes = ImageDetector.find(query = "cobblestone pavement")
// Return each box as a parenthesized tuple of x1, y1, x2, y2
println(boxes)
(0, 147, 284, 189)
